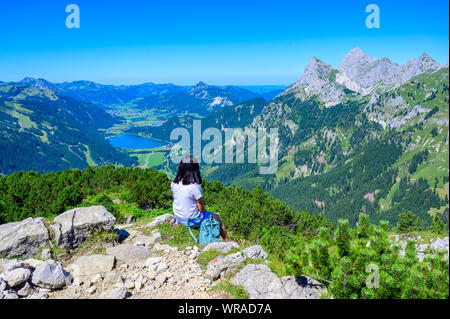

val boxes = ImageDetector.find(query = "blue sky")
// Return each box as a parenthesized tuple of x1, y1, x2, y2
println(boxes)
(0, 0, 448, 85)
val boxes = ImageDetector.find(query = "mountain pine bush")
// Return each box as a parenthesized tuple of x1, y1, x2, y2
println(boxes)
(284, 213, 449, 298)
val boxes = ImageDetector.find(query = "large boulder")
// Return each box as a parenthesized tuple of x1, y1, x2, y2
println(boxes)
(0, 217, 50, 258)
(31, 260, 72, 289)
(281, 276, 327, 299)
(50, 206, 116, 250)
(2, 267, 32, 288)
(231, 264, 327, 299)
(231, 264, 285, 298)
(108, 285, 128, 299)
(106, 244, 153, 263)
(146, 214, 176, 228)
(205, 252, 246, 281)
(67, 255, 116, 282)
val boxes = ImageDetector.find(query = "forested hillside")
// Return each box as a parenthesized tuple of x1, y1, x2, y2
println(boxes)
(0, 84, 137, 175)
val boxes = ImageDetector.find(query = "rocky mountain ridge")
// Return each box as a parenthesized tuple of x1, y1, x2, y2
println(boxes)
(281, 47, 445, 107)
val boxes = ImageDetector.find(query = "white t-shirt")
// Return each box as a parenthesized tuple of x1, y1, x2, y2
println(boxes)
(171, 181, 203, 222)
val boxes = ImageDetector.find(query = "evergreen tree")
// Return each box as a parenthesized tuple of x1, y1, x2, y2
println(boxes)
(430, 215, 445, 234)
(397, 211, 423, 233)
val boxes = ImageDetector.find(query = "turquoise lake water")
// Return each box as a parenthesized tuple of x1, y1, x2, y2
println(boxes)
(108, 134, 166, 149)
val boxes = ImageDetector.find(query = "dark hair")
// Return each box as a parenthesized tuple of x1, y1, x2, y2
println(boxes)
(173, 155, 202, 185)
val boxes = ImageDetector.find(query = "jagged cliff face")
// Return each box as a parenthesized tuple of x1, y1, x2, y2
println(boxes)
(278, 47, 443, 108)
(284, 57, 345, 108)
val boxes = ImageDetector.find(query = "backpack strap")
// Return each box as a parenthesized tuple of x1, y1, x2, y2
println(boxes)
(187, 216, 203, 244)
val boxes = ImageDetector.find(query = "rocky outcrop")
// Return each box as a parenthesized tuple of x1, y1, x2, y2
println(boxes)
(31, 260, 72, 289)
(67, 255, 116, 282)
(50, 206, 116, 250)
(231, 264, 327, 299)
(205, 252, 246, 281)
(145, 214, 176, 228)
(106, 244, 153, 263)
(0, 217, 50, 259)
(2, 212, 329, 300)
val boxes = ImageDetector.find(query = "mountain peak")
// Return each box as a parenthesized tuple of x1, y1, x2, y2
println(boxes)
(195, 81, 208, 88)
(339, 48, 376, 73)
(347, 47, 368, 58)
(21, 77, 37, 83)
(19, 77, 61, 92)
(417, 53, 439, 67)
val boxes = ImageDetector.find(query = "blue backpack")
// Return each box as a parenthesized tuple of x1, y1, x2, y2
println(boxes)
(188, 216, 221, 246)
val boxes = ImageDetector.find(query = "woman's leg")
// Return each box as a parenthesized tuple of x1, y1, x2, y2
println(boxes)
(210, 213, 230, 242)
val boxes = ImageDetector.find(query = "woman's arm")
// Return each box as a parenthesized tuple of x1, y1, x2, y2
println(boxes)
(196, 197, 206, 213)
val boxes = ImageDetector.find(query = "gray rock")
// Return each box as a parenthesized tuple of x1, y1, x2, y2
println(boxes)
(281, 276, 327, 299)
(231, 264, 327, 299)
(22, 259, 45, 270)
(231, 264, 286, 299)
(152, 243, 172, 252)
(103, 271, 124, 287)
(0, 217, 50, 258)
(155, 274, 167, 284)
(87, 286, 97, 295)
(50, 206, 116, 250)
(27, 292, 47, 299)
(0, 259, 6, 274)
(16, 281, 35, 297)
(40, 248, 52, 260)
(430, 237, 449, 251)
(0, 278, 6, 296)
(205, 252, 246, 281)
(3, 259, 33, 272)
(126, 215, 134, 224)
(109, 286, 127, 299)
(156, 262, 169, 274)
(90, 274, 103, 285)
(106, 244, 153, 263)
(2, 267, 31, 287)
(68, 255, 115, 282)
(31, 260, 71, 289)
(146, 214, 176, 228)
(144, 256, 163, 267)
(203, 241, 240, 254)
(3, 290, 19, 299)
(243, 245, 268, 260)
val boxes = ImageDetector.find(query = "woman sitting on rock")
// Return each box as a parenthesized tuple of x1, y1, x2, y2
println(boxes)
(171, 155, 230, 242)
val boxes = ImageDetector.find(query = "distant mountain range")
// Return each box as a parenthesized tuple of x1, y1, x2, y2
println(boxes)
(0, 77, 285, 175)
(15, 78, 284, 113)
